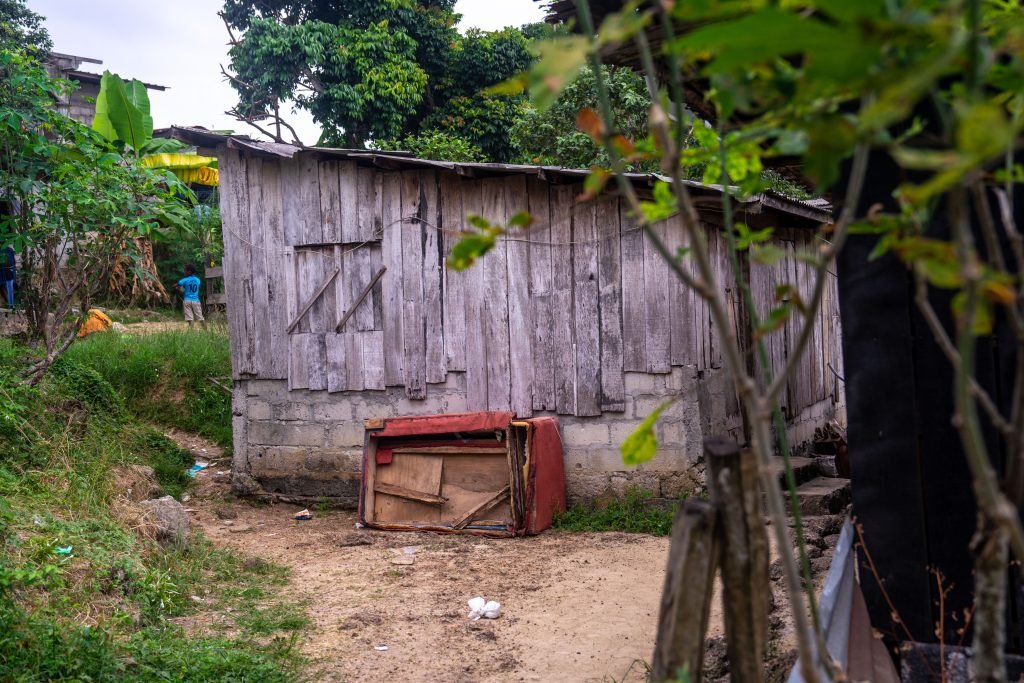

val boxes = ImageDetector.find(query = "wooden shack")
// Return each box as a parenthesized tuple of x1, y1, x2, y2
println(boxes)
(169, 127, 842, 505)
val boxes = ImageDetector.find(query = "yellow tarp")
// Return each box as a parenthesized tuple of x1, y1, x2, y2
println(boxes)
(77, 309, 113, 338)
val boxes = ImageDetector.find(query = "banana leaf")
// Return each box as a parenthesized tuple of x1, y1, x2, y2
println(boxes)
(173, 166, 219, 186)
(91, 72, 152, 152)
(140, 153, 217, 170)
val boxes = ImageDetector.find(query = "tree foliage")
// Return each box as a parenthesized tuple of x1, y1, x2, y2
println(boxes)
(0, 48, 191, 380)
(223, 1, 533, 159)
(0, 0, 50, 55)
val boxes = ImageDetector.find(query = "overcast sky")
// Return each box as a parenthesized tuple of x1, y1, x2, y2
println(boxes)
(26, 0, 546, 144)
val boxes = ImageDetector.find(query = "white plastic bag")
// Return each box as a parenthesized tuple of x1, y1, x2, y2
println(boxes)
(467, 596, 502, 620)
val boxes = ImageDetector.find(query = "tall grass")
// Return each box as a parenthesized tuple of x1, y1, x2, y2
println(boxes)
(63, 329, 232, 449)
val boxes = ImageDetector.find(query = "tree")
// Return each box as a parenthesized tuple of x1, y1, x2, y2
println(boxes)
(222, 1, 533, 159)
(0, 49, 191, 381)
(0, 0, 51, 55)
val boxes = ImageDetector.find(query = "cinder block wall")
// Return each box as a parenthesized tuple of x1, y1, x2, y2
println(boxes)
(231, 368, 844, 506)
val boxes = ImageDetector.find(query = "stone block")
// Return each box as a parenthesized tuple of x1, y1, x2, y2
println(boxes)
(326, 420, 367, 449)
(313, 402, 353, 423)
(248, 400, 272, 421)
(623, 372, 662, 394)
(273, 402, 312, 422)
(562, 421, 610, 446)
(248, 421, 325, 447)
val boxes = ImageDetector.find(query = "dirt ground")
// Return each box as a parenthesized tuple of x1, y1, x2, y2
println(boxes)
(171, 432, 731, 682)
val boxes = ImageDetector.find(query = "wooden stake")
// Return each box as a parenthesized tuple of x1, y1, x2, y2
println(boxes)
(336, 266, 387, 332)
(651, 500, 718, 682)
(706, 437, 770, 683)
(374, 482, 447, 505)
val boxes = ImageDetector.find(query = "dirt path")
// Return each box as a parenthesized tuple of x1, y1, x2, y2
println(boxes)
(168, 431, 723, 682)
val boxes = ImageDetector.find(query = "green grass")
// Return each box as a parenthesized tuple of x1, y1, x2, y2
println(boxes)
(99, 307, 179, 325)
(554, 487, 681, 536)
(63, 329, 233, 449)
(0, 338, 307, 681)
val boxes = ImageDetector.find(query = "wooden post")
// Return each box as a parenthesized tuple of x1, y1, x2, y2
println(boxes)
(705, 437, 770, 683)
(651, 500, 718, 683)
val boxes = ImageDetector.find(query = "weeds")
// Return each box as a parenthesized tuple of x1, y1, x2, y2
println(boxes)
(554, 487, 681, 536)
(63, 329, 232, 448)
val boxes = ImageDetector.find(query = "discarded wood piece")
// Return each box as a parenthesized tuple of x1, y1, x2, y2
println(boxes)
(336, 266, 387, 332)
(390, 446, 507, 456)
(452, 486, 511, 530)
(706, 437, 770, 683)
(651, 499, 718, 683)
(206, 377, 232, 395)
(374, 482, 447, 505)
(286, 267, 340, 334)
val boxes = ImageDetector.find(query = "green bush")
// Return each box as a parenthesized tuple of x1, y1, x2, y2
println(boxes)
(554, 487, 680, 536)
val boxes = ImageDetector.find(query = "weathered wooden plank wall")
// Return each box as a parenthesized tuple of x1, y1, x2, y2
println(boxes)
(220, 148, 843, 421)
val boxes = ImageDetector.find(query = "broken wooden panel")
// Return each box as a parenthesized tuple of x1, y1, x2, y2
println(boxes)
(573, 199, 601, 417)
(380, 172, 405, 386)
(550, 184, 576, 415)
(361, 412, 566, 536)
(620, 202, 647, 372)
(400, 170, 426, 399)
(597, 196, 625, 413)
(218, 148, 255, 377)
(527, 178, 555, 412)
(421, 171, 446, 385)
(463, 180, 489, 412)
(505, 174, 533, 418)
(481, 177, 511, 412)
(440, 174, 468, 373)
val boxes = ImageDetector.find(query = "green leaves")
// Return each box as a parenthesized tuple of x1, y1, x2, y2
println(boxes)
(621, 401, 671, 466)
(92, 71, 154, 153)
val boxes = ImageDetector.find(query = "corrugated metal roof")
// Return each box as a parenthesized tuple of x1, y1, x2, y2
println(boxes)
(163, 125, 832, 223)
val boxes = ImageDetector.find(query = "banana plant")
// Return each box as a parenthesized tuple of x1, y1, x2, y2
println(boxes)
(92, 71, 218, 184)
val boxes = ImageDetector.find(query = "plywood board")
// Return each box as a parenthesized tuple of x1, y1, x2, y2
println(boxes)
(374, 454, 444, 524)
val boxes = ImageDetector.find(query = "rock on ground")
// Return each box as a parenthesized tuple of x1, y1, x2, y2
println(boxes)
(139, 495, 190, 546)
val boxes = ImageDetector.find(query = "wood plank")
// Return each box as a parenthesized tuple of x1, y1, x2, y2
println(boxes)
(204, 266, 223, 278)
(401, 170, 426, 399)
(551, 184, 576, 414)
(527, 178, 555, 411)
(217, 148, 252, 378)
(369, 243, 385, 331)
(280, 159, 302, 246)
(452, 485, 511, 529)
(344, 332, 364, 392)
(307, 333, 328, 391)
(667, 214, 691, 366)
(318, 160, 342, 243)
(620, 203, 647, 372)
(645, 218, 672, 374)
(380, 172, 405, 385)
(283, 155, 321, 246)
(421, 171, 446, 384)
(261, 161, 289, 379)
(440, 174, 468, 372)
(326, 332, 347, 393)
(361, 330, 386, 390)
(597, 195, 625, 412)
(392, 446, 508, 455)
(374, 454, 444, 524)
(338, 161, 359, 243)
(462, 181, 488, 410)
(505, 174, 533, 417)
(481, 177, 511, 412)
(247, 157, 274, 376)
(288, 333, 310, 390)
(357, 166, 382, 242)
(337, 266, 387, 332)
(374, 482, 447, 505)
(287, 267, 340, 334)
(573, 199, 601, 416)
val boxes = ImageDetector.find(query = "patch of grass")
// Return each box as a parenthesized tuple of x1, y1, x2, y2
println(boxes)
(0, 339, 308, 681)
(100, 307, 178, 325)
(554, 487, 679, 536)
(63, 329, 232, 449)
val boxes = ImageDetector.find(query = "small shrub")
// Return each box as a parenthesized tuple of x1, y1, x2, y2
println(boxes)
(554, 487, 679, 536)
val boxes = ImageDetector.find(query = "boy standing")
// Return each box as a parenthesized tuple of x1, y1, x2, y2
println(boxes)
(176, 264, 205, 327)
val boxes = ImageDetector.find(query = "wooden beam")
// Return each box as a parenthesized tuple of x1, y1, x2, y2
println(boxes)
(391, 446, 507, 456)
(286, 267, 339, 335)
(705, 437, 770, 683)
(204, 266, 224, 279)
(374, 482, 447, 505)
(650, 500, 718, 683)
(335, 266, 387, 333)
(452, 486, 511, 530)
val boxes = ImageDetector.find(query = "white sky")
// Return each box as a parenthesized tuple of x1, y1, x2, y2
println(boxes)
(26, 0, 546, 144)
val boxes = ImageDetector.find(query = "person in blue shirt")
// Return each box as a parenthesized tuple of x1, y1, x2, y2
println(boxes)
(176, 264, 205, 327)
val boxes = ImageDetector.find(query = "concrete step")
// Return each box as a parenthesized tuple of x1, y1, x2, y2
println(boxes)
(793, 476, 851, 516)
(767, 456, 819, 486)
